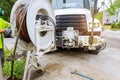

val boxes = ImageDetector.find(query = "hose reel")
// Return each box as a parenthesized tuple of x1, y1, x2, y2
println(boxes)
(10, 0, 56, 79)
(10, 0, 56, 53)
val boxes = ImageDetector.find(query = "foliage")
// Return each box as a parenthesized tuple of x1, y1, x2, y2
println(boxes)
(2, 48, 25, 79)
(116, 21, 120, 28)
(111, 23, 117, 29)
(95, 11, 103, 23)
(113, 0, 120, 10)
(106, 0, 116, 15)
(104, 25, 111, 30)
(106, 0, 120, 15)
(0, 0, 17, 21)
(111, 21, 120, 29)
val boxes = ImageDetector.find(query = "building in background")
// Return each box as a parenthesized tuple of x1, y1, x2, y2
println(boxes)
(103, 8, 120, 25)
(103, 12, 117, 25)
(117, 8, 120, 22)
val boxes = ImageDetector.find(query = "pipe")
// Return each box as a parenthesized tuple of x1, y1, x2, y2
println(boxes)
(71, 71, 95, 80)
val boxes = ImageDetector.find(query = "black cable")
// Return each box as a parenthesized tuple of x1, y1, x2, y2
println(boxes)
(39, 15, 56, 27)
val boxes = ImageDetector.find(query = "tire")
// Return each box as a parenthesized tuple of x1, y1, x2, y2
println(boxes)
(100, 42, 106, 50)
(89, 50, 100, 54)
(57, 47, 62, 50)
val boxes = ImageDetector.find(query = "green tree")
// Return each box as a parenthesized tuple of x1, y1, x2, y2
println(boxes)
(113, 0, 120, 9)
(0, 0, 16, 21)
(107, 0, 116, 15)
(107, 0, 120, 15)
(95, 11, 103, 23)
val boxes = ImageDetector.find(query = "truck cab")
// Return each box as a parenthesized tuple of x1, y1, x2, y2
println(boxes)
(52, 0, 105, 54)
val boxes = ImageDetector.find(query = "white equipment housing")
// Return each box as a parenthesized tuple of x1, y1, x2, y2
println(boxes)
(11, 0, 56, 55)
(10, 0, 56, 79)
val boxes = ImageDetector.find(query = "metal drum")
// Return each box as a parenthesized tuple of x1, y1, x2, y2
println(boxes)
(10, 0, 56, 53)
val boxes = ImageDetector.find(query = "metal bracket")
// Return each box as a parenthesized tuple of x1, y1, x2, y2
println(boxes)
(23, 51, 44, 80)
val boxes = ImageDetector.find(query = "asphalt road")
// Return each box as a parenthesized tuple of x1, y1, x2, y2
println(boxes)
(4, 30, 120, 80)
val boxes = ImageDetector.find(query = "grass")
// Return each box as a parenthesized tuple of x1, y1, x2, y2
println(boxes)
(110, 28, 120, 31)
(2, 48, 25, 79)
(103, 25, 111, 30)
(103, 25, 120, 31)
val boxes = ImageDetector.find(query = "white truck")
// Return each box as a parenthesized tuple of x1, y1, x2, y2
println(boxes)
(10, 0, 106, 79)
(52, 0, 106, 54)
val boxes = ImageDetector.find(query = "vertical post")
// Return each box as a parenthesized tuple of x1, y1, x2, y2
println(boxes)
(0, 33, 4, 80)
(102, 1, 105, 28)
(90, 0, 98, 44)
(63, 0, 66, 3)
(0, 59, 3, 80)
(91, 12, 95, 38)
(23, 51, 31, 80)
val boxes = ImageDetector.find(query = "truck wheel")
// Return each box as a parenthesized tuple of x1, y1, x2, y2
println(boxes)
(100, 42, 106, 50)
(89, 50, 100, 54)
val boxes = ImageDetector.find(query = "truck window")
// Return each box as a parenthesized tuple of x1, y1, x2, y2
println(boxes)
(52, 0, 90, 10)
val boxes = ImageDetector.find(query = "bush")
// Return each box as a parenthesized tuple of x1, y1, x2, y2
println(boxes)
(116, 21, 120, 28)
(2, 49, 25, 79)
(111, 22, 120, 29)
(111, 23, 117, 29)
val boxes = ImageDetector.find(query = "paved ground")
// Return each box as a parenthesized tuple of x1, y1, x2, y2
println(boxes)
(4, 38, 15, 49)
(4, 30, 120, 80)
(0, 61, 3, 80)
